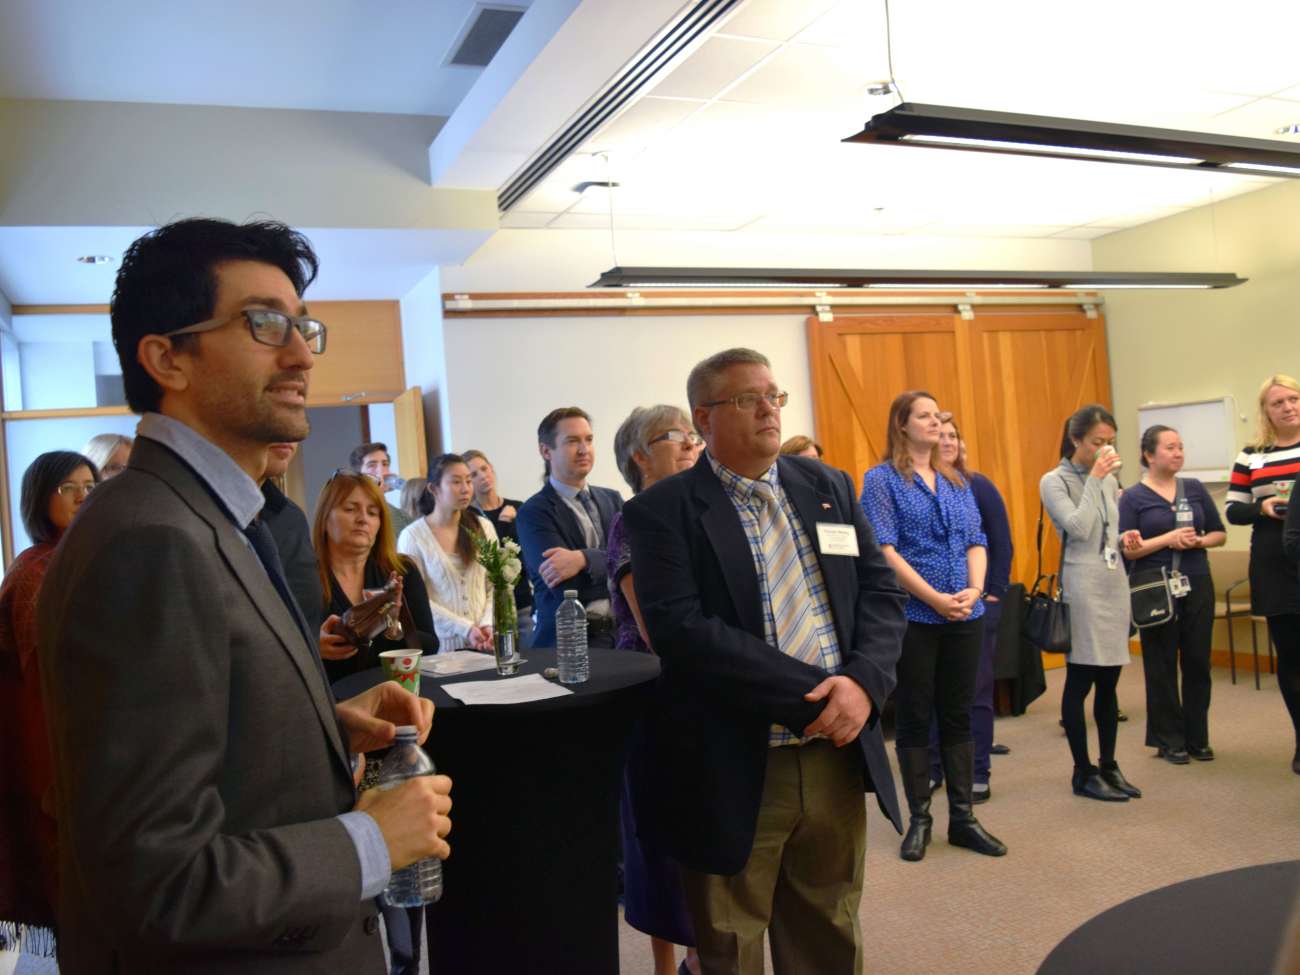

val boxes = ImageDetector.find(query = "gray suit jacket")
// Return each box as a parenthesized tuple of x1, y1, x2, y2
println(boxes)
(37, 437, 384, 974)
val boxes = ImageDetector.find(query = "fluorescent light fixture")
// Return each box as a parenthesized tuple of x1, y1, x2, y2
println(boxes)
(1222, 161, 1300, 176)
(900, 134, 1203, 166)
(846, 103, 1300, 177)
(590, 268, 1247, 290)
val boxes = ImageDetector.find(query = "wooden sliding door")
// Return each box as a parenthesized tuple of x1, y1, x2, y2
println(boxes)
(808, 306, 1111, 591)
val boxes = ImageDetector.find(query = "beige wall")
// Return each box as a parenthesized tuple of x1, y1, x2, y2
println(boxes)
(1092, 178, 1300, 551)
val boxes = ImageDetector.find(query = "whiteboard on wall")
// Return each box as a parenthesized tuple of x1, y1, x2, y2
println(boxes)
(1135, 397, 1237, 482)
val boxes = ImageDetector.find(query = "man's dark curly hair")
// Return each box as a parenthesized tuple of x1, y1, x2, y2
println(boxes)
(110, 218, 319, 413)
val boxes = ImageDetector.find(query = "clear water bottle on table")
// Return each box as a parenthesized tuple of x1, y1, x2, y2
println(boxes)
(377, 725, 444, 907)
(555, 589, 590, 684)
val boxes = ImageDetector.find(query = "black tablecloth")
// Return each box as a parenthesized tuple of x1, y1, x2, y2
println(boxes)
(335, 648, 660, 975)
(1037, 860, 1300, 975)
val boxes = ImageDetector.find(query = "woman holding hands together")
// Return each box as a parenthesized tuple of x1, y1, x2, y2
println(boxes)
(861, 391, 1006, 862)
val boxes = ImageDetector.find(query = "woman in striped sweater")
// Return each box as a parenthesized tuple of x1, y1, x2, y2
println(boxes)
(1226, 374, 1300, 775)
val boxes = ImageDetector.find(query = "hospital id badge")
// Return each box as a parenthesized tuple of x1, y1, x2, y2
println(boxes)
(1103, 547, 1120, 570)
(1170, 571, 1191, 598)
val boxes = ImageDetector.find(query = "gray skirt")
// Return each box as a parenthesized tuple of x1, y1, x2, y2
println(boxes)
(1062, 558, 1132, 667)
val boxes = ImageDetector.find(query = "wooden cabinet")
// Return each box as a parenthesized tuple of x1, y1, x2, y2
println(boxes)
(306, 301, 405, 406)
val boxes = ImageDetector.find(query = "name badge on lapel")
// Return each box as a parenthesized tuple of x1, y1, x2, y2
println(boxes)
(816, 522, 860, 557)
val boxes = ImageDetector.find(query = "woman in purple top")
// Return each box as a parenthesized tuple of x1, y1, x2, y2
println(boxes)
(928, 415, 1014, 801)
(860, 391, 1005, 863)
(1119, 425, 1226, 763)
(608, 404, 702, 975)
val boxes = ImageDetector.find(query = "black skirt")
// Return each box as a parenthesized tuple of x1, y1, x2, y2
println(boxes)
(1249, 518, 1300, 617)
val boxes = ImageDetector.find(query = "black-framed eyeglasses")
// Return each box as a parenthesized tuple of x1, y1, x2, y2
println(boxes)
(56, 480, 95, 499)
(164, 308, 328, 355)
(649, 429, 704, 448)
(700, 391, 789, 412)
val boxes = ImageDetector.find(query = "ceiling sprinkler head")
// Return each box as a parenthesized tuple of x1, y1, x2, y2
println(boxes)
(76, 255, 113, 265)
(1275, 122, 1300, 136)
(867, 82, 895, 97)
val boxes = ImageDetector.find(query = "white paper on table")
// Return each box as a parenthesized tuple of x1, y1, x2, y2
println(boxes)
(440, 672, 573, 705)
(420, 651, 500, 677)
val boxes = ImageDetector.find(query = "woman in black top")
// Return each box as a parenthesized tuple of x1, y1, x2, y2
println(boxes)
(1119, 425, 1226, 764)
(463, 449, 534, 642)
(312, 469, 438, 687)
(1226, 375, 1300, 776)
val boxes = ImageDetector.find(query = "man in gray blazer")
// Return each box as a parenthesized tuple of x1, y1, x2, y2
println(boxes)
(37, 219, 452, 973)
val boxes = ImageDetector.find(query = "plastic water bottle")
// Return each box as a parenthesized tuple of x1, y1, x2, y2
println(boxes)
(1175, 494, 1194, 532)
(377, 726, 443, 907)
(555, 590, 589, 684)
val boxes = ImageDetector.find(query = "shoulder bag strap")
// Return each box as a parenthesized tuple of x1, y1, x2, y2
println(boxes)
(1172, 477, 1185, 577)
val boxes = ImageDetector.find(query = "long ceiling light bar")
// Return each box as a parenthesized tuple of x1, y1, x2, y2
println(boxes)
(590, 267, 1246, 290)
(844, 103, 1300, 177)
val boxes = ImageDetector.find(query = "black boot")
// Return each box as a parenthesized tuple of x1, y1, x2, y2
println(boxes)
(1099, 761, 1142, 798)
(1072, 765, 1129, 801)
(896, 747, 933, 862)
(941, 743, 1007, 857)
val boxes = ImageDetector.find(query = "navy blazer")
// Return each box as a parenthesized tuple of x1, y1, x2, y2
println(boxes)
(623, 454, 907, 875)
(517, 480, 624, 647)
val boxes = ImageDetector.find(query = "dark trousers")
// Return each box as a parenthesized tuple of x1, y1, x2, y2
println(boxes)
(1266, 613, 1300, 746)
(1061, 663, 1122, 769)
(928, 600, 1002, 784)
(1138, 573, 1214, 752)
(379, 900, 423, 975)
(894, 619, 983, 749)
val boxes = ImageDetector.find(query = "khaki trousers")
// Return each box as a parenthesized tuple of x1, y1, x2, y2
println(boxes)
(681, 740, 867, 975)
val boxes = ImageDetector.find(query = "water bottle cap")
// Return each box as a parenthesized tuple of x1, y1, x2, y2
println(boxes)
(564, 589, 578, 598)
(394, 725, 418, 738)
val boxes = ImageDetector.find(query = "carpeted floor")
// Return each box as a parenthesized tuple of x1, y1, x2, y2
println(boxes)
(616, 662, 1300, 974)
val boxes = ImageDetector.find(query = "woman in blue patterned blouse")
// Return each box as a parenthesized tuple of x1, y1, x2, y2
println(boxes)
(861, 391, 1006, 862)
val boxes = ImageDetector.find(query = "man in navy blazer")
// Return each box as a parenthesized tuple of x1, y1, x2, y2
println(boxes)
(517, 407, 624, 648)
(623, 348, 906, 975)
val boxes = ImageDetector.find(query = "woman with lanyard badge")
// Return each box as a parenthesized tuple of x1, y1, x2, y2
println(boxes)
(1119, 425, 1225, 764)
(861, 391, 1006, 862)
(1041, 404, 1142, 802)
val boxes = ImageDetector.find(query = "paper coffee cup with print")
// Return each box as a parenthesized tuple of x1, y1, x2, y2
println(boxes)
(379, 650, 422, 694)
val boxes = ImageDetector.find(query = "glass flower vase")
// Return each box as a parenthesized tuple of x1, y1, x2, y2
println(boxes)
(492, 583, 520, 675)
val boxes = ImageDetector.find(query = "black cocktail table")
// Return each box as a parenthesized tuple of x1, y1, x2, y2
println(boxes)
(335, 648, 660, 975)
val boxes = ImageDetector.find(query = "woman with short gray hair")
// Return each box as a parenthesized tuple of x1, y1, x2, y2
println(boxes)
(81, 433, 133, 478)
(607, 402, 702, 975)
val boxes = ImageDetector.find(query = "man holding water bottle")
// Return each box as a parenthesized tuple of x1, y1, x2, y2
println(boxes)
(37, 219, 452, 973)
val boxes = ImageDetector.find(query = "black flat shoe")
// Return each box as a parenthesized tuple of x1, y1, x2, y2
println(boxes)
(1072, 767, 1129, 802)
(990, 743, 1011, 755)
(1187, 746, 1215, 762)
(972, 783, 991, 804)
(1100, 763, 1142, 798)
(1292, 750, 1300, 775)
(1117, 709, 1129, 722)
(1156, 746, 1190, 765)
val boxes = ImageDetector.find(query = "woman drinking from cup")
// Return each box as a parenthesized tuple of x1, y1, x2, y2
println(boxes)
(1228, 375, 1300, 775)
(1119, 426, 1226, 764)
(312, 469, 437, 686)
(1041, 405, 1141, 802)
(398, 453, 497, 652)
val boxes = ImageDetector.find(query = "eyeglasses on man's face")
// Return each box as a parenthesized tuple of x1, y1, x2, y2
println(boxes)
(163, 307, 327, 355)
(56, 481, 95, 499)
(649, 429, 704, 448)
(700, 391, 789, 412)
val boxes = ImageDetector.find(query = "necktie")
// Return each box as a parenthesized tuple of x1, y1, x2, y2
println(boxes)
(750, 481, 821, 666)
(577, 489, 603, 546)
(242, 518, 315, 652)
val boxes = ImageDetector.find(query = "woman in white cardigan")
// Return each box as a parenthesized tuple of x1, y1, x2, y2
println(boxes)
(398, 453, 497, 652)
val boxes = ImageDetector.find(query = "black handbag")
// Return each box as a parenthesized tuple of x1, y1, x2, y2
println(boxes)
(1023, 502, 1071, 654)
(1128, 480, 1182, 630)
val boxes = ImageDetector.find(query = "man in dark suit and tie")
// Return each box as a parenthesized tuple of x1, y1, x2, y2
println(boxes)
(37, 219, 453, 973)
(517, 407, 624, 648)
(623, 348, 907, 974)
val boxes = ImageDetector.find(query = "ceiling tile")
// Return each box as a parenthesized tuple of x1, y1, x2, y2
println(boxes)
(499, 211, 556, 229)
(1204, 97, 1300, 140)
(547, 212, 751, 231)
(1050, 227, 1119, 239)
(716, 0, 841, 42)
(919, 223, 1073, 239)
(649, 36, 779, 100)
(582, 95, 706, 155)
(723, 42, 877, 110)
